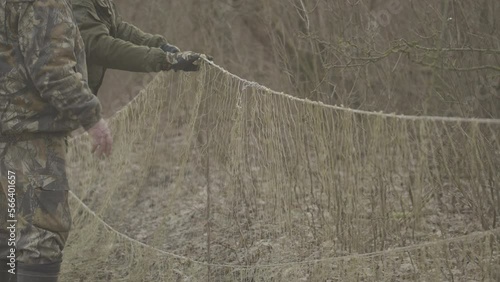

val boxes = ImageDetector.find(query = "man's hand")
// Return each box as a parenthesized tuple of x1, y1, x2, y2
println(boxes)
(160, 43, 180, 53)
(87, 118, 113, 158)
(165, 51, 213, 72)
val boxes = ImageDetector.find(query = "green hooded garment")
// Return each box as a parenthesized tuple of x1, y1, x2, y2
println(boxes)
(71, 0, 172, 94)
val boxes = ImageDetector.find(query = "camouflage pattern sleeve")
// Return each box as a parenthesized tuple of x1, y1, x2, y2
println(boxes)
(72, 1, 167, 72)
(19, 0, 101, 130)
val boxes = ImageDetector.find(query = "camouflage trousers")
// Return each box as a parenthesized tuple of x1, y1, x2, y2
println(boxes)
(0, 136, 71, 265)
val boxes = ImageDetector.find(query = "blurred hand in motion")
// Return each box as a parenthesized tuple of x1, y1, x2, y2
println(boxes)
(87, 118, 113, 158)
(202, 54, 214, 61)
(160, 43, 180, 53)
(165, 51, 213, 72)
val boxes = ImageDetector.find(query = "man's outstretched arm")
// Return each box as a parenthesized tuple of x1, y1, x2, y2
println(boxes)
(116, 21, 179, 53)
(111, 1, 179, 53)
(73, 2, 167, 72)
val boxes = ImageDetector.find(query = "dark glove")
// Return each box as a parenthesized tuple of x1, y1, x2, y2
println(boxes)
(160, 43, 180, 53)
(204, 54, 214, 61)
(166, 51, 202, 72)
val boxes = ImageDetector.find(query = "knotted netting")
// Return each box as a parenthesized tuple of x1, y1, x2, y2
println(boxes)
(60, 61, 500, 281)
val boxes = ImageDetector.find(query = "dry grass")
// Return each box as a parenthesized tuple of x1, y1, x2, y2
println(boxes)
(100, 0, 499, 118)
(61, 1, 500, 281)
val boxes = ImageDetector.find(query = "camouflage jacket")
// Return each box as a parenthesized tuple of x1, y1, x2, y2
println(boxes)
(72, 0, 171, 94)
(0, 0, 102, 138)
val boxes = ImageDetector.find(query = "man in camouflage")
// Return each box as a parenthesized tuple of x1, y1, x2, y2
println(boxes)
(0, 0, 113, 281)
(72, 0, 210, 95)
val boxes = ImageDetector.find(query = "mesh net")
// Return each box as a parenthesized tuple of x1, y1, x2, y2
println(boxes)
(61, 61, 500, 281)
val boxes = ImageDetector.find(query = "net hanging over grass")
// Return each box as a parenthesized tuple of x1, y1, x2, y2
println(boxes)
(61, 61, 500, 281)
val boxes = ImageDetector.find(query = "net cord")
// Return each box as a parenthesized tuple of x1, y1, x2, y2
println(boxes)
(66, 60, 500, 268)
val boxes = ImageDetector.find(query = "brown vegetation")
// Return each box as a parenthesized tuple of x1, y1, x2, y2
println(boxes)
(101, 0, 499, 118)
(65, 1, 500, 281)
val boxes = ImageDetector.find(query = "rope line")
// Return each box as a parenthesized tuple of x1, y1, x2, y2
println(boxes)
(69, 191, 500, 269)
(66, 61, 500, 270)
(202, 59, 500, 125)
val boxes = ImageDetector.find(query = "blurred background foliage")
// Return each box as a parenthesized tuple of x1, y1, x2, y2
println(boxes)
(100, 0, 499, 118)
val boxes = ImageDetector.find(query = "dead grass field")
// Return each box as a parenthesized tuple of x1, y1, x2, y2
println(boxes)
(63, 1, 500, 281)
